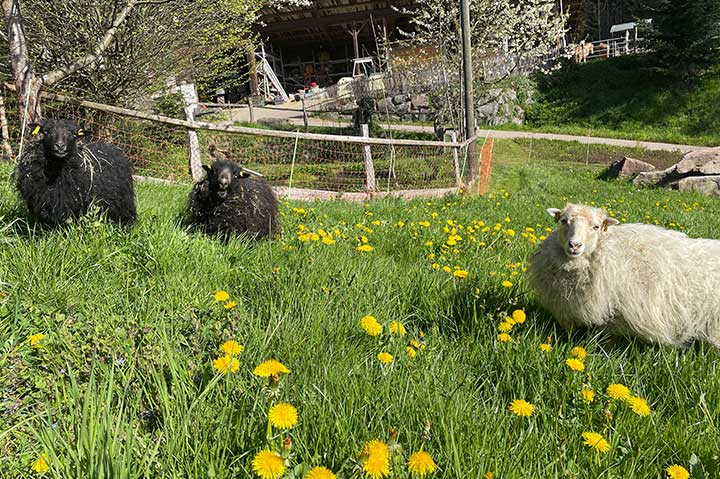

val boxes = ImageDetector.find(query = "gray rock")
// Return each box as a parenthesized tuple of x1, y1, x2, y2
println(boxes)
(675, 175, 720, 195)
(392, 94, 409, 105)
(411, 94, 430, 110)
(675, 148, 720, 175)
(376, 98, 392, 112)
(633, 167, 676, 187)
(476, 87, 524, 126)
(606, 157, 657, 179)
(393, 102, 411, 114)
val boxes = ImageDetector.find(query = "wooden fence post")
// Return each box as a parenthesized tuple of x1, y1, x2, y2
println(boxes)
(185, 105, 202, 182)
(451, 131, 462, 187)
(361, 123, 376, 193)
(301, 96, 309, 131)
(179, 82, 203, 182)
(248, 97, 255, 123)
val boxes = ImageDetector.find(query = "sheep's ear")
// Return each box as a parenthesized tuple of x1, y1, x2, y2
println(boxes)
(547, 208, 562, 222)
(603, 217, 619, 231)
(29, 123, 43, 136)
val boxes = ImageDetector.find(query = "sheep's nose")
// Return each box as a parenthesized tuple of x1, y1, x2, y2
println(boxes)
(568, 240, 583, 249)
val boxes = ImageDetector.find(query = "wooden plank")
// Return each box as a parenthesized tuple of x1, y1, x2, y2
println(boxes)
(28, 87, 460, 148)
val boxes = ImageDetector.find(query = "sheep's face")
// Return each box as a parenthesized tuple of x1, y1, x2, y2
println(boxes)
(31, 119, 85, 161)
(548, 204, 619, 258)
(204, 160, 247, 200)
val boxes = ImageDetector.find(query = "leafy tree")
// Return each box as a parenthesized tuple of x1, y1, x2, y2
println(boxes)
(639, 0, 720, 78)
(0, 0, 279, 124)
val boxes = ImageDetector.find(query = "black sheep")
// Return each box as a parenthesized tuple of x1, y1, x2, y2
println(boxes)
(14, 119, 136, 225)
(187, 159, 279, 240)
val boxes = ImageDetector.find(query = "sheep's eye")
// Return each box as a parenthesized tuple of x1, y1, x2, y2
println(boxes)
(593, 225, 600, 230)
(560, 218, 568, 224)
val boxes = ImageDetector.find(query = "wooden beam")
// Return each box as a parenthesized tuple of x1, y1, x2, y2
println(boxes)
(258, 6, 416, 34)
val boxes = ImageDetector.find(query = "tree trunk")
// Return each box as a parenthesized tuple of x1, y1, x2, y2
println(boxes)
(3, 0, 43, 125)
(0, 88, 15, 159)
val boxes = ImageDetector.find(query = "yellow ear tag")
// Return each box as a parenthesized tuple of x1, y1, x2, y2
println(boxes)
(77, 129, 84, 136)
(32, 125, 41, 135)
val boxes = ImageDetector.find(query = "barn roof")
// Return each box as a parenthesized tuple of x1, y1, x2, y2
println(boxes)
(258, 1, 419, 46)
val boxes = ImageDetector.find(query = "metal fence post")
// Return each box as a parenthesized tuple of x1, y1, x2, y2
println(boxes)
(361, 123, 376, 192)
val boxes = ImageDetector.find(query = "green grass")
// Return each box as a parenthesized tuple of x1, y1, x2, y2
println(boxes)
(1, 149, 719, 478)
(519, 55, 720, 147)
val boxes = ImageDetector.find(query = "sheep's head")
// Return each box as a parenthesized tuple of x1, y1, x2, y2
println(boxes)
(203, 159, 248, 200)
(30, 119, 86, 161)
(547, 204, 619, 258)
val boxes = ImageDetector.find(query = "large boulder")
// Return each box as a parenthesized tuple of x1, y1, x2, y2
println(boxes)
(632, 148, 720, 196)
(675, 148, 720, 175)
(674, 175, 720, 195)
(604, 157, 656, 179)
(476, 88, 524, 126)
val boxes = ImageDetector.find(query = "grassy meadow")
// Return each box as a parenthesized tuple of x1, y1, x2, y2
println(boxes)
(512, 55, 720, 147)
(1, 141, 719, 479)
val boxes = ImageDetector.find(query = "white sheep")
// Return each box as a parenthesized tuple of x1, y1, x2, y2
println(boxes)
(527, 203, 720, 347)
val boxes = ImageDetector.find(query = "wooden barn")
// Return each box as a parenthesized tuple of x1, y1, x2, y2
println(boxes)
(255, 1, 419, 92)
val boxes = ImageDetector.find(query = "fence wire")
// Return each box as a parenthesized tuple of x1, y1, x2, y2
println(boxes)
(0, 86, 460, 194)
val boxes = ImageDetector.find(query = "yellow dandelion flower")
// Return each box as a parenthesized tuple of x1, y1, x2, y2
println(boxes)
(565, 358, 585, 372)
(511, 309, 526, 324)
(322, 236, 336, 245)
(606, 383, 631, 401)
(501, 280, 513, 288)
(498, 321, 513, 333)
(504, 316, 516, 326)
(497, 333, 512, 343)
(442, 266, 452, 273)
(362, 440, 390, 479)
(357, 244, 374, 252)
(627, 396, 651, 416)
(484, 473, 494, 479)
(213, 290, 229, 301)
(252, 449, 285, 479)
(539, 343, 552, 352)
(509, 399, 535, 417)
(223, 301, 238, 310)
(377, 352, 393, 364)
(666, 464, 690, 479)
(268, 402, 298, 429)
(452, 269, 468, 279)
(390, 321, 407, 336)
(253, 359, 290, 377)
(305, 466, 336, 479)
(406, 346, 417, 359)
(570, 346, 587, 360)
(407, 451, 437, 477)
(213, 355, 240, 373)
(27, 333, 46, 348)
(581, 387, 595, 403)
(32, 454, 49, 473)
(581, 431, 610, 453)
(361, 315, 383, 337)
(220, 340, 244, 356)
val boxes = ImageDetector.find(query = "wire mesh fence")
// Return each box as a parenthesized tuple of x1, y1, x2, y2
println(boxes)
(0, 85, 468, 196)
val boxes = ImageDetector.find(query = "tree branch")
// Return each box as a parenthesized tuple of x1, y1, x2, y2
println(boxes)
(41, 0, 139, 86)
